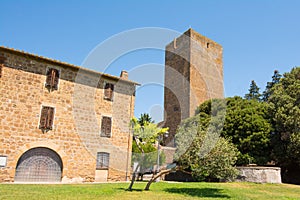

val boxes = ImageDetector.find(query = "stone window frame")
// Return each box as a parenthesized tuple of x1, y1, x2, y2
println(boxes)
(103, 82, 114, 101)
(45, 66, 61, 91)
(0, 155, 7, 167)
(96, 152, 110, 170)
(39, 105, 55, 131)
(100, 116, 112, 138)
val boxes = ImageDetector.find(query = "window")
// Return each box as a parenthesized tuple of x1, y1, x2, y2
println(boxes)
(104, 83, 114, 101)
(39, 106, 55, 130)
(0, 64, 2, 78)
(174, 106, 179, 112)
(96, 152, 109, 169)
(45, 68, 60, 90)
(101, 116, 112, 137)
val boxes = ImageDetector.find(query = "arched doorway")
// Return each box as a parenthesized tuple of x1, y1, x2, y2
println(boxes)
(15, 147, 63, 182)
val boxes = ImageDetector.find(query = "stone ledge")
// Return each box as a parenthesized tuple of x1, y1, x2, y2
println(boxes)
(236, 166, 282, 184)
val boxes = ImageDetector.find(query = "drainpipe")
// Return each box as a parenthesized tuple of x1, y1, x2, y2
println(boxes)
(125, 92, 134, 181)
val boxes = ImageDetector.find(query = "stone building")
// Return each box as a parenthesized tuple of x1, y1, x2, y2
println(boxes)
(163, 29, 224, 146)
(0, 46, 138, 183)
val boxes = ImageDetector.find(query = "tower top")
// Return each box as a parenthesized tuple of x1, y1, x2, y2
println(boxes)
(166, 28, 222, 51)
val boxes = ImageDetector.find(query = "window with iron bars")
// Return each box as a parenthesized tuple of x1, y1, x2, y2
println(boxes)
(96, 152, 110, 169)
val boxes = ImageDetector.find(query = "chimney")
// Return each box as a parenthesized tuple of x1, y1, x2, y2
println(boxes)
(120, 70, 128, 80)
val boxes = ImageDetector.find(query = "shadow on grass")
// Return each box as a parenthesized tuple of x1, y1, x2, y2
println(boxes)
(164, 187, 230, 198)
(118, 188, 144, 192)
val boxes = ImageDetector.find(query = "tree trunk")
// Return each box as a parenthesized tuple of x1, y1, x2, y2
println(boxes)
(144, 168, 174, 190)
(127, 136, 144, 191)
(127, 163, 140, 191)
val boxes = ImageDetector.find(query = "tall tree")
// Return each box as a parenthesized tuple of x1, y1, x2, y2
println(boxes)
(245, 80, 261, 101)
(138, 113, 154, 126)
(262, 70, 282, 101)
(196, 97, 272, 165)
(222, 97, 272, 165)
(268, 67, 300, 183)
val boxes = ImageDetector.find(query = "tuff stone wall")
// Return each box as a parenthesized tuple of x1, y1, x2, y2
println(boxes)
(0, 48, 136, 182)
(164, 31, 191, 146)
(189, 29, 223, 115)
(164, 29, 223, 146)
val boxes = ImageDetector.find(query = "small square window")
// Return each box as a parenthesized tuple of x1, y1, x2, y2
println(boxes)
(96, 152, 109, 169)
(174, 106, 179, 112)
(104, 83, 114, 101)
(101, 116, 112, 137)
(39, 106, 55, 130)
(45, 68, 60, 90)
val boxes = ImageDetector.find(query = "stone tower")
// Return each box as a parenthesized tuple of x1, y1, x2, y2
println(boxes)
(163, 28, 224, 146)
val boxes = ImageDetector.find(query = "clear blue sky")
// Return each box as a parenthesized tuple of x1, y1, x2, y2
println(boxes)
(1, 0, 299, 122)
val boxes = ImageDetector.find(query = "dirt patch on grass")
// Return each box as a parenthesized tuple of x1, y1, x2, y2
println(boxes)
(281, 183, 300, 188)
(224, 182, 252, 189)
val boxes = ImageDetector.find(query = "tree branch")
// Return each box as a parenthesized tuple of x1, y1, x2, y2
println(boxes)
(144, 166, 179, 190)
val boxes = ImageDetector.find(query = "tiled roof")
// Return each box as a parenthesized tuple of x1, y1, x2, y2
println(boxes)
(0, 46, 139, 85)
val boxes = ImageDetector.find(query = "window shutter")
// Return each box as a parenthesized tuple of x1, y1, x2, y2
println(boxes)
(104, 83, 114, 100)
(101, 117, 112, 137)
(101, 117, 106, 136)
(106, 117, 111, 136)
(45, 69, 52, 87)
(45, 68, 59, 90)
(52, 69, 59, 90)
(104, 83, 110, 99)
(110, 84, 114, 99)
(39, 106, 54, 130)
(39, 107, 49, 129)
(46, 107, 54, 129)
(50, 69, 56, 87)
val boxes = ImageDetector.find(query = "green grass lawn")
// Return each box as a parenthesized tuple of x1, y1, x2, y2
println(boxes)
(0, 182, 299, 200)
